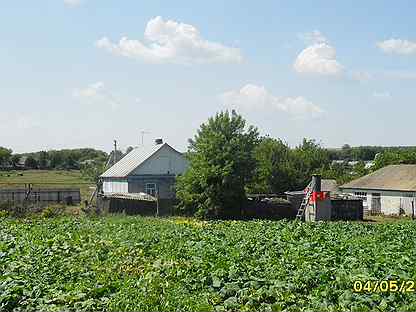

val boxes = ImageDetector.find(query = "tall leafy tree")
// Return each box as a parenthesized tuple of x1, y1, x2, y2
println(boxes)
(176, 110, 259, 218)
(49, 151, 64, 169)
(81, 162, 106, 184)
(0, 147, 12, 166)
(10, 154, 21, 168)
(64, 154, 79, 170)
(248, 137, 295, 194)
(291, 139, 331, 189)
(24, 155, 38, 169)
(38, 151, 49, 169)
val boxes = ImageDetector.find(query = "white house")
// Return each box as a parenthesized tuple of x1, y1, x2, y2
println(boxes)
(100, 142, 189, 199)
(339, 165, 416, 216)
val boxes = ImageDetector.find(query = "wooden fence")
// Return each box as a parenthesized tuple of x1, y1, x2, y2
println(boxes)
(0, 188, 81, 205)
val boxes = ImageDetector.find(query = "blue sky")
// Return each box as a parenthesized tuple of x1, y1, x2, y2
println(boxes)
(1, 1, 416, 153)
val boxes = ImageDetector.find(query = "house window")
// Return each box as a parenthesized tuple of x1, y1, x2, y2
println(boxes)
(145, 183, 157, 197)
(354, 192, 367, 201)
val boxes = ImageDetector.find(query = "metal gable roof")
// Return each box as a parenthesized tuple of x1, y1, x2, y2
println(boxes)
(340, 164, 416, 192)
(100, 143, 174, 178)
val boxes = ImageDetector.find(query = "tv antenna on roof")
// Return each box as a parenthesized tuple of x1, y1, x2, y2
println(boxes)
(140, 130, 150, 146)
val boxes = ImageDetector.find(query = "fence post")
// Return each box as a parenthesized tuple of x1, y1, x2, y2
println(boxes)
(156, 190, 159, 217)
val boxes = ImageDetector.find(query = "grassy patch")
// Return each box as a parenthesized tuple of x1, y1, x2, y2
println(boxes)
(364, 214, 414, 223)
(0, 170, 94, 201)
(1, 216, 416, 311)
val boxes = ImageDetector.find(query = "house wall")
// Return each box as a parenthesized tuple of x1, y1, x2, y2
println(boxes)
(102, 178, 128, 194)
(340, 188, 416, 216)
(130, 145, 188, 176)
(127, 175, 176, 199)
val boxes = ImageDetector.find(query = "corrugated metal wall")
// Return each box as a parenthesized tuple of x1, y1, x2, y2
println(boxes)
(0, 188, 81, 204)
(131, 145, 188, 175)
(102, 179, 128, 193)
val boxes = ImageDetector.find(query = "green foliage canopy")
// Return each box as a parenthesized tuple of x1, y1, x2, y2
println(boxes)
(0, 147, 12, 166)
(24, 155, 38, 169)
(248, 138, 331, 194)
(248, 137, 295, 194)
(176, 110, 259, 218)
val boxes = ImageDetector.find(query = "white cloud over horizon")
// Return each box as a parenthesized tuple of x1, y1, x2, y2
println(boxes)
(96, 16, 243, 64)
(64, 0, 82, 8)
(220, 84, 324, 120)
(377, 39, 416, 55)
(0, 113, 41, 133)
(382, 70, 416, 80)
(373, 91, 391, 99)
(73, 81, 104, 98)
(73, 82, 120, 109)
(350, 70, 373, 83)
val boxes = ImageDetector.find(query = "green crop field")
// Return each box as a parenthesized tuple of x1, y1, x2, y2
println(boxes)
(1, 216, 416, 311)
(0, 170, 94, 201)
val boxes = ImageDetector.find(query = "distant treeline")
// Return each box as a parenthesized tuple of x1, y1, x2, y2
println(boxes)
(1, 142, 416, 188)
(0, 147, 108, 170)
(328, 144, 416, 161)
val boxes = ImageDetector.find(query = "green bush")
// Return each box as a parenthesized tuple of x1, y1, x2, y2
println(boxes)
(0, 201, 69, 218)
(0, 201, 35, 218)
(41, 204, 65, 218)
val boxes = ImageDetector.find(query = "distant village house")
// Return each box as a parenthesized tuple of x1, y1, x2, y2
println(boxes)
(340, 165, 416, 216)
(100, 141, 189, 200)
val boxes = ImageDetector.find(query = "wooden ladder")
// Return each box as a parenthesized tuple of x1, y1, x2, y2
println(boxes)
(296, 181, 315, 220)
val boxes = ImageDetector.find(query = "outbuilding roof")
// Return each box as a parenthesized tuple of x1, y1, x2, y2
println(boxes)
(340, 164, 416, 192)
(100, 143, 181, 178)
(103, 192, 156, 202)
(321, 179, 339, 192)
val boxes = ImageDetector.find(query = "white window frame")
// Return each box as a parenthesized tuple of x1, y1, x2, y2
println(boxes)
(354, 191, 367, 199)
(354, 192, 368, 206)
(145, 183, 157, 197)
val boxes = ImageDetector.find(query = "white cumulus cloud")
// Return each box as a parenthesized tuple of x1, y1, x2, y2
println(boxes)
(298, 30, 329, 45)
(350, 70, 373, 83)
(377, 39, 416, 55)
(373, 91, 391, 99)
(96, 16, 243, 64)
(73, 81, 104, 98)
(381, 70, 416, 80)
(294, 43, 344, 76)
(220, 84, 324, 120)
(64, 0, 82, 7)
(73, 82, 120, 109)
(0, 114, 40, 131)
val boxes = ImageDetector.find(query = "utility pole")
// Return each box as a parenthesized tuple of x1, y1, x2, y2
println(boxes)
(104, 140, 116, 168)
(113, 140, 117, 165)
(140, 130, 150, 146)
